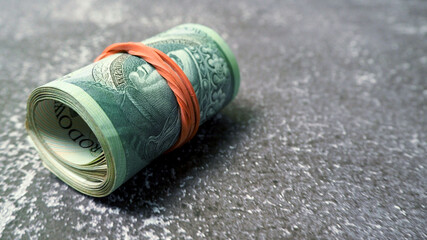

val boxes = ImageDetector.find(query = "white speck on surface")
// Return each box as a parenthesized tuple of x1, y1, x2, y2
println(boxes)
(356, 72, 377, 85)
(0, 170, 35, 238)
(142, 216, 171, 228)
(393, 24, 427, 35)
(49, 0, 126, 27)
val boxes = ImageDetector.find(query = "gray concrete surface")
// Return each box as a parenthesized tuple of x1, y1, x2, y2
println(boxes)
(0, 0, 426, 239)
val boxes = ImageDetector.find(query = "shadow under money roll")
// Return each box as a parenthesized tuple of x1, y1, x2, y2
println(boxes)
(25, 24, 240, 197)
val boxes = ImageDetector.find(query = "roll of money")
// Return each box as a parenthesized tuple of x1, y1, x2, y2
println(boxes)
(25, 24, 240, 197)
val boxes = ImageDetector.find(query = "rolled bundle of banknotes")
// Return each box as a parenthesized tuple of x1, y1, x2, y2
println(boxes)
(26, 24, 240, 197)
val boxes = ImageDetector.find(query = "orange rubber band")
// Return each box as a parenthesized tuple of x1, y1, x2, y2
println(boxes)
(95, 42, 200, 151)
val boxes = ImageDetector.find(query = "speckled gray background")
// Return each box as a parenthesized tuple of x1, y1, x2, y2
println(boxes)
(0, 0, 426, 239)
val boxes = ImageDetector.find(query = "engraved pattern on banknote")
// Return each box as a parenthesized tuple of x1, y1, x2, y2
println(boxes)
(164, 25, 233, 123)
(110, 54, 128, 88)
(187, 44, 230, 123)
(92, 54, 121, 90)
(130, 63, 179, 156)
(144, 107, 180, 160)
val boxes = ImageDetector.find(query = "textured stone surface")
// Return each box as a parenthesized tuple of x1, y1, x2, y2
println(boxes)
(0, 0, 426, 239)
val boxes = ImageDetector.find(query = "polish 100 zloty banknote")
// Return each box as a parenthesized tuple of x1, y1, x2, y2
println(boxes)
(26, 24, 240, 197)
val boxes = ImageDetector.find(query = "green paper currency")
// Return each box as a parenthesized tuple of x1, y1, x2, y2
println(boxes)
(25, 24, 240, 197)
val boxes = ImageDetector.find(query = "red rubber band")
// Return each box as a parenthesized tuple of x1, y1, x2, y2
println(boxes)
(94, 42, 200, 151)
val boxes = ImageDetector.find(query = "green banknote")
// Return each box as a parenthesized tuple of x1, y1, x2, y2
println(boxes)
(26, 24, 240, 197)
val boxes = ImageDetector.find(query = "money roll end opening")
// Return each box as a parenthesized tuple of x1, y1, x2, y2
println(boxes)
(33, 99, 103, 164)
(26, 85, 120, 197)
